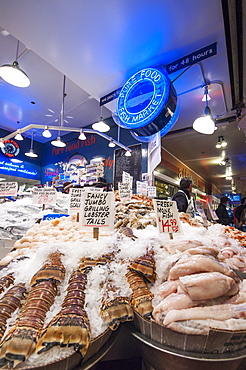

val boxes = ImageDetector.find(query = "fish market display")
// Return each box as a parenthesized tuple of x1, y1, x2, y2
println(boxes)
(0, 194, 244, 366)
(0, 193, 69, 241)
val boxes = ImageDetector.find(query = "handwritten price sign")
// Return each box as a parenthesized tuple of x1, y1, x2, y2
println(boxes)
(33, 188, 57, 205)
(0, 182, 18, 197)
(153, 200, 183, 234)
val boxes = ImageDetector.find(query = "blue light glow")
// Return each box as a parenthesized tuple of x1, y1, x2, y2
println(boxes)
(116, 66, 170, 129)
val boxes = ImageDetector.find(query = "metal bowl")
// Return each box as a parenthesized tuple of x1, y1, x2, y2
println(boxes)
(127, 324, 246, 370)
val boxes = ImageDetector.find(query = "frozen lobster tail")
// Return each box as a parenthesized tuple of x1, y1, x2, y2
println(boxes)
(126, 269, 154, 318)
(0, 251, 65, 368)
(36, 256, 113, 357)
(0, 284, 26, 340)
(36, 268, 91, 357)
(0, 274, 15, 294)
(100, 280, 134, 330)
(126, 251, 156, 318)
(128, 251, 156, 283)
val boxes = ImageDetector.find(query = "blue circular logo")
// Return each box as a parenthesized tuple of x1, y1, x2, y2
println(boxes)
(115, 66, 178, 141)
(1, 139, 20, 157)
(117, 67, 170, 129)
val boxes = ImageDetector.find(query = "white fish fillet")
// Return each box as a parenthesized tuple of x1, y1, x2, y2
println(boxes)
(167, 318, 246, 335)
(164, 302, 246, 326)
(168, 255, 240, 282)
(163, 240, 203, 254)
(153, 293, 195, 323)
(179, 272, 239, 300)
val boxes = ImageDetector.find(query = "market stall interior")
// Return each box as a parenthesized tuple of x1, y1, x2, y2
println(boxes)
(0, 2, 246, 370)
(0, 0, 245, 195)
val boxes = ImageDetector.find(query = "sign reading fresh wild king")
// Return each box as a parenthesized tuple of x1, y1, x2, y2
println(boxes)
(32, 188, 57, 205)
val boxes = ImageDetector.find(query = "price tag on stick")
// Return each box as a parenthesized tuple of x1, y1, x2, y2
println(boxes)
(153, 200, 183, 238)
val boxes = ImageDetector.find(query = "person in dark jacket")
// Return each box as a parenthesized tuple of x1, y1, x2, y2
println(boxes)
(172, 177, 194, 215)
(215, 196, 231, 225)
(234, 197, 246, 229)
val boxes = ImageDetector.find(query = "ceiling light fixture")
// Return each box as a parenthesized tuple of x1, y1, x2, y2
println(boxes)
(51, 136, 66, 148)
(0, 40, 30, 87)
(108, 139, 116, 148)
(125, 150, 131, 157)
(51, 75, 67, 148)
(42, 126, 52, 138)
(201, 85, 211, 101)
(10, 158, 23, 163)
(193, 87, 215, 135)
(25, 132, 38, 158)
(92, 105, 110, 132)
(220, 136, 227, 147)
(14, 130, 24, 141)
(78, 129, 86, 140)
(216, 135, 227, 148)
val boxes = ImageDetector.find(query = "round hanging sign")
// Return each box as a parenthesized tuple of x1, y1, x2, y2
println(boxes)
(1, 139, 20, 157)
(115, 65, 178, 141)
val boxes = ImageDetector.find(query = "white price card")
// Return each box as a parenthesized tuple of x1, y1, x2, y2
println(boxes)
(122, 171, 133, 188)
(80, 191, 115, 231)
(69, 187, 84, 212)
(17, 184, 25, 195)
(118, 182, 132, 201)
(0, 182, 18, 197)
(33, 188, 57, 205)
(153, 199, 183, 234)
(147, 186, 156, 198)
(84, 187, 104, 193)
(136, 181, 148, 196)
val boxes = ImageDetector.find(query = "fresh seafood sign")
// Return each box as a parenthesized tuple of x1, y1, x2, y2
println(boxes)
(0, 182, 18, 197)
(153, 199, 183, 234)
(69, 187, 84, 212)
(80, 192, 114, 230)
(118, 182, 132, 201)
(32, 188, 57, 205)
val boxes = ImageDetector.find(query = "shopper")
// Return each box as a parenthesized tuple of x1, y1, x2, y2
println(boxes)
(234, 197, 246, 229)
(215, 196, 231, 225)
(172, 177, 194, 216)
(62, 182, 73, 194)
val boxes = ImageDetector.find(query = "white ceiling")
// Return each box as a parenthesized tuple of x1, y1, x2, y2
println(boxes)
(0, 0, 245, 195)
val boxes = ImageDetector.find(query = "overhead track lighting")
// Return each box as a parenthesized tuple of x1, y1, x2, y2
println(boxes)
(0, 40, 30, 87)
(25, 132, 38, 158)
(1, 124, 132, 154)
(92, 105, 110, 132)
(78, 129, 86, 140)
(14, 130, 24, 141)
(42, 126, 52, 138)
(193, 86, 215, 135)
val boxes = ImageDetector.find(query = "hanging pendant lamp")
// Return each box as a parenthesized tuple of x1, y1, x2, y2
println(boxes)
(92, 105, 110, 132)
(193, 86, 215, 135)
(42, 126, 52, 138)
(0, 40, 30, 87)
(25, 132, 38, 157)
(51, 76, 67, 148)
